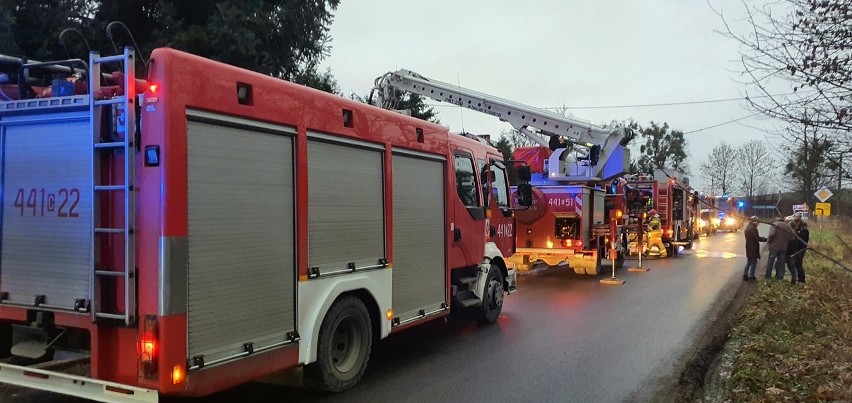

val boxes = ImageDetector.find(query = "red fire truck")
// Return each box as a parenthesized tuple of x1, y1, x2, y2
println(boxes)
(373, 70, 634, 275)
(0, 45, 530, 401)
(623, 169, 696, 256)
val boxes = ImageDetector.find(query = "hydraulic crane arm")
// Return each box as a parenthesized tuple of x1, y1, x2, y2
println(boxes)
(373, 69, 634, 181)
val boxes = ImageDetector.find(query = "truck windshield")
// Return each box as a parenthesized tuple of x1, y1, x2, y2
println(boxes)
(490, 161, 510, 208)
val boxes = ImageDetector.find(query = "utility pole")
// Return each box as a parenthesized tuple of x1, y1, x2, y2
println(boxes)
(839, 152, 843, 190)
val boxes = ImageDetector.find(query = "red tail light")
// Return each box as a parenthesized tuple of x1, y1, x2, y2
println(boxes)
(576, 239, 583, 247)
(561, 239, 573, 247)
(138, 316, 159, 378)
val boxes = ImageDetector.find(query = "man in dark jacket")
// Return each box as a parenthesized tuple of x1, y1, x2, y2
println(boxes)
(765, 217, 796, 280)
(785, 218, 801, 284)
(792, 218, 810, 283)
(743, 216, 767, 280)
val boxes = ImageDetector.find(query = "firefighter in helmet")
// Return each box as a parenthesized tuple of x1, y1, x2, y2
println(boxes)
(646, 209, 667, 257)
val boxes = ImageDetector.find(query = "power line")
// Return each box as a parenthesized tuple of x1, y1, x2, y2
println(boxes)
(544, 92, 807, 110)
(683, 112, 765, 134)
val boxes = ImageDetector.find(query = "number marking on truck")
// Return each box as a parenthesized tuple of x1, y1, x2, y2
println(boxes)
(12, 188, 81, 218)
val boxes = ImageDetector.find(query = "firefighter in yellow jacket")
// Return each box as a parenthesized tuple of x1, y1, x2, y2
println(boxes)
(646, 209, 667, 257)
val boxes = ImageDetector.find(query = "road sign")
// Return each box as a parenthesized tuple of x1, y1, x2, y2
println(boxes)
(814, 186, 833, 202)
(815, 202, 831, 216)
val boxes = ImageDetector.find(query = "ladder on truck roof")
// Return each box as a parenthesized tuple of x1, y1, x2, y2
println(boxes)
(89, 48, 137, 325)
(373, 69, 634, 181)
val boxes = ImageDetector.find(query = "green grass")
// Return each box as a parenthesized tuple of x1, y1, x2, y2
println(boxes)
(725, 218, 852, 402)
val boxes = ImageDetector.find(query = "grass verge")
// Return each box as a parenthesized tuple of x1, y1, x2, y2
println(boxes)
(724, 218, 852, 402)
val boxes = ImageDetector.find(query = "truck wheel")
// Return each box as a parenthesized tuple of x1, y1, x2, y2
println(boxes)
(479, 265, 504, 324)
(306, 296, 372, 392)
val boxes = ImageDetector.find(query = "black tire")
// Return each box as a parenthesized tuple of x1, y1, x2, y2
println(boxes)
(305, 296, 372, 392)
(592, 242, 605, 275)
(479, 265, 505, 324)
(0, 324, 11, 358)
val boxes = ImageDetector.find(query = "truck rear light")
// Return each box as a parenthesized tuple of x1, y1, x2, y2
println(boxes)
(560, 239, 572, 247)
(148, 83, 159, 94)
(171, 365, 185, 385)
(138, 316, 159, 378)
(140, 335, 156, 357)
(575, 239, 583, 247)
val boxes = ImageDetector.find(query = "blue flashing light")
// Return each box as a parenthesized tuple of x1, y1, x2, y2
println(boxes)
(737, 201, 745, 208)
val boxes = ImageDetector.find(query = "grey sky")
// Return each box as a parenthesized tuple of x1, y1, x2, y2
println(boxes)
(320, 0, 785, 193)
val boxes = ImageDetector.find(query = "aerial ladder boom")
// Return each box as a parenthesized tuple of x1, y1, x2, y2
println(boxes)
(374, 69, 634, 181)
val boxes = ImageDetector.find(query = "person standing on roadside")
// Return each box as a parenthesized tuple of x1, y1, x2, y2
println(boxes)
(743, 216, 767, 281)
(765, 216, 796, 280)
(792, 217, 809, 283)
(785, 217, 800, 285)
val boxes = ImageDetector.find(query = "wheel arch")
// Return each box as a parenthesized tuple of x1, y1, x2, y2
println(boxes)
(482, 241, 510, 288)
(298, 272, 391, 365)
(489, 256, 509, 287)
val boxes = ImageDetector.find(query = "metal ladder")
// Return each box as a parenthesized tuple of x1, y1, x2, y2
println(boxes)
(657, 185, 669, 226)
(88, 48, 137, 325)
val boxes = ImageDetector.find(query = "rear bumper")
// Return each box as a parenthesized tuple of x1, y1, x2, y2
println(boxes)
(0, 363, 158, 403)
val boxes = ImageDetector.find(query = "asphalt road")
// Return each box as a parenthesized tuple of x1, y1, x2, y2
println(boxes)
(1, 230, 751, 403)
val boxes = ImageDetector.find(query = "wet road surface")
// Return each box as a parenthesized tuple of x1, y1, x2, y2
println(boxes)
(1, 230, 750, 402)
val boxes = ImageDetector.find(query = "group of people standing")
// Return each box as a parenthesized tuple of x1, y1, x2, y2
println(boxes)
(743, 215, 809, 284)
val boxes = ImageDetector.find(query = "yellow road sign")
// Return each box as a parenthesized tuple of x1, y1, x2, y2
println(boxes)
(815, 202, 831, 216)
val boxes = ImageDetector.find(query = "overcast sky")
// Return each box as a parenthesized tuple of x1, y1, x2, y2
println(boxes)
(319, 0, 786, 193)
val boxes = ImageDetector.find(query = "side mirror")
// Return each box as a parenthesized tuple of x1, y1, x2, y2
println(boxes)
(516, 184, 533, 207)
(516, 165, 531, 182)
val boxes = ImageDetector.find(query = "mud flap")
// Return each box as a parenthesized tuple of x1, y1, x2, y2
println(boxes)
(506, 265, 518, 294)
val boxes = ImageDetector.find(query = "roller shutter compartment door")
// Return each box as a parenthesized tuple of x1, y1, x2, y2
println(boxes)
(186, 118, 295, 365)
(307, 139, 385, 274)
(1, 117, 92, 309)
(391, 152, 446, 322)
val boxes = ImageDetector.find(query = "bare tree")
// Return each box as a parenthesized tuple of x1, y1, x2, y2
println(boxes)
(715, 0, 852, 183)
(783, 122, 837, 206)
(735, 139, 776, 197)
(701, 141, 738, 195)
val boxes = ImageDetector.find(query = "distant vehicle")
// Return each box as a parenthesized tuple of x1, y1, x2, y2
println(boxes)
(786, 211, 808, 222)
(717, 212, 739, 232)
(699, 209, 719, 236)
(791, 204, 809, 222)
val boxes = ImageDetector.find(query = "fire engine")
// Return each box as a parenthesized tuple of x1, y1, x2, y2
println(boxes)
(0, 43, 531, 401)
(699, 194, 720, 236)
(373, 70, 635, 275)
(622, 169, 697, 257)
